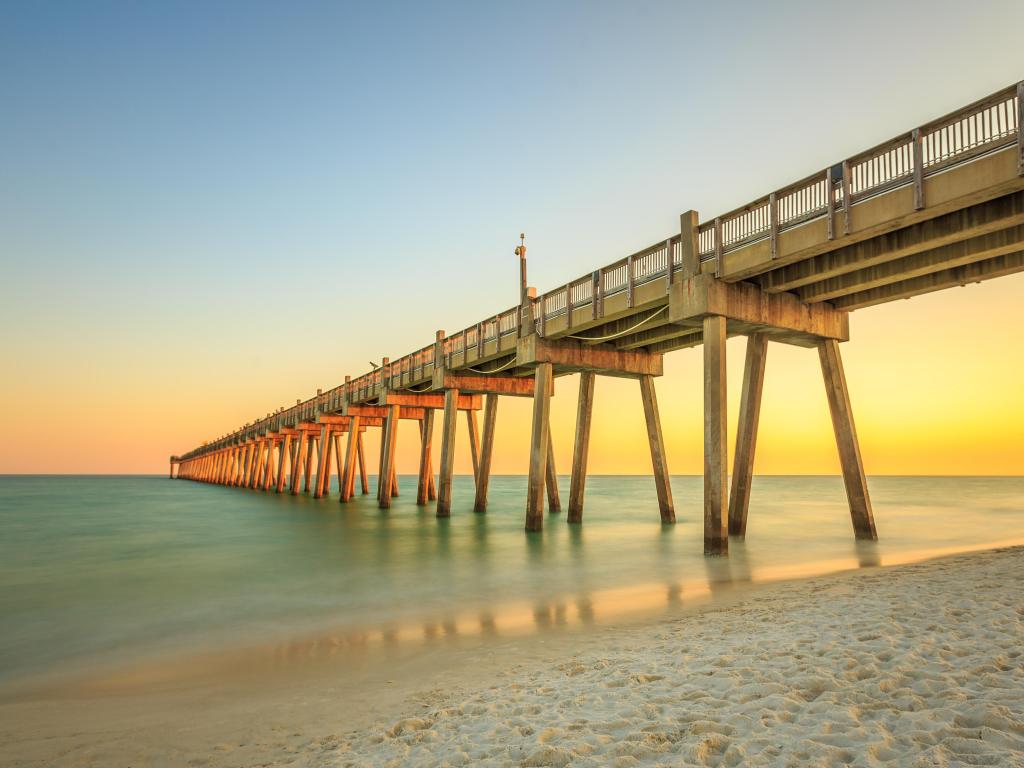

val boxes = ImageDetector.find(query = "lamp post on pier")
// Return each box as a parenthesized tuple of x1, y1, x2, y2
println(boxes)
(516, 233, 535, 337)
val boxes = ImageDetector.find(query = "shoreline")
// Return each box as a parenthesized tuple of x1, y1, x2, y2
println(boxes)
(6, 534, 1024, 703)
(2, 544, 1023, 766)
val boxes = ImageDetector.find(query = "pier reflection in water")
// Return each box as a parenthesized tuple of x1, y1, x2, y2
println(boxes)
(2, 474, 1024, 689)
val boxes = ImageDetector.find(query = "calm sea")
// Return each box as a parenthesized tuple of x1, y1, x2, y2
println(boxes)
(2, 475, 1023, 689)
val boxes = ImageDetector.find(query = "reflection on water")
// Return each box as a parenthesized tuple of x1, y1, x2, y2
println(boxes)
(2, 474, 1024, 688)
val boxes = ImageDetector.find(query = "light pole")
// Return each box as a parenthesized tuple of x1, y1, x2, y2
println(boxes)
(516, 233, 535, 336)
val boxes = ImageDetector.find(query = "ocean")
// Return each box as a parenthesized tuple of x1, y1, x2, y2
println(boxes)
(2, 474, 1023, 689)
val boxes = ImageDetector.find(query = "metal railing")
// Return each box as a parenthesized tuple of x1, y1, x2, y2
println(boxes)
(697, 82, 1022, 260)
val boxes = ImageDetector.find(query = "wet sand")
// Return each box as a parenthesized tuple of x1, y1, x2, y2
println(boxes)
(2, 547, 1022, 766)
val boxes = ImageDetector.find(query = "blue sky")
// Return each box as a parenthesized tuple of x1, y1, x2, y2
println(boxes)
(1, 1, 1022, 472)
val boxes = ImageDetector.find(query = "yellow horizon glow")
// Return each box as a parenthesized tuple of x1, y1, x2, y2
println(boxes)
(2, 272, 1022, 477)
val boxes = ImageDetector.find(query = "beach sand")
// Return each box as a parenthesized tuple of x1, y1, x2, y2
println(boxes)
(2, 546, 1022, 766)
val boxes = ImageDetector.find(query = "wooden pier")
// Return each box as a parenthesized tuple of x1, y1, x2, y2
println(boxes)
(172, 81, 1024, 555)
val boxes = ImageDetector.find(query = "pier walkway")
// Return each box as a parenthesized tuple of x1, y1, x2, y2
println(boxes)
(172, 81, 1024, 555)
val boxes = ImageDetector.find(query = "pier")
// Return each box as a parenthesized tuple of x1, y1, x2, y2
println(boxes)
(172, 81, 1024, 555)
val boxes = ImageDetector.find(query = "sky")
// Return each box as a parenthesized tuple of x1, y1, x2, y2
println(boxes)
(1, 0, 1023, 476)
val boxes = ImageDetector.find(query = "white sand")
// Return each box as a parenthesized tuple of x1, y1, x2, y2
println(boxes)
(2, 547, 1023, 767)
(324, 547, 1024, 767)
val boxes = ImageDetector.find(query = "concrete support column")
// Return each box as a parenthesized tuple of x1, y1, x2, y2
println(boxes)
(262, 442, 277, 491)
(818, 339, 877, 540)
(302, 435, 316, 493)
(473, 394, 498, 512)
(379, 406, 400, 509)
(466, 409, 481, 487)
(357, 432, 369, 494)
(728, 334, 768, 537)
(567, 372, 595, 523)
(276, 435, 291, 493)
(314, 426, 332, 499)
(525, 363, 553, 531)
(341, 418, 361, 502)
(640, 374, 675, 524)
(545, 431, 561, 513)
(290, 434, 308, 495)
(417, 409, 435, 506)
(703, 315, 728, 555)
(436, 389, 459, 517)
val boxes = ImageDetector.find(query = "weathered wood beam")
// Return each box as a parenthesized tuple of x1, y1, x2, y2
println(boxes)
(639, 374, 675, 524)
(567, 372, 595, 524)
(728, 334, 768, 537)
(703, 315, 728, 555)
(473, 394, 498, 512)
(525, 362, 553, 531)
(830, 249, 1024, 311)
(818, 339, 877, 540)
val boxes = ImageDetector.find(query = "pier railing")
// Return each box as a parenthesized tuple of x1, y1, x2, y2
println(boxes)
(697, 82, 1021, 261)
(181, 81, 1023, 457)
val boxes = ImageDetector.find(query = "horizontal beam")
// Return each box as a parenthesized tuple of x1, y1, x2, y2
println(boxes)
(831, 249, 1024, 310)
(516, 335, 663, 377)
(668, 273, 849, 341)
(345, 405, 429, 420)
(759, 191, 1024, 293)
(615, 322, 701, 351)
(434, 373, 537, 397)
(797, 224, 1024, 303)
(379, 392, 483, 409)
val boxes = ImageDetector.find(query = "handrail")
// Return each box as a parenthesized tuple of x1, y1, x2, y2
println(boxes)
(179, 81, 1023, 459)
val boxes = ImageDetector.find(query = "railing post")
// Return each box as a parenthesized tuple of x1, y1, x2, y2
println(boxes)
(538, 296, 546, 337)
(825, 168, 835, 241)
(664, 238, 674, 290)
(565, 283, 573, 329)
(713, 217, 722, 278)
(476, 322, 483, 357)
(841, 160, 852, 236)
(679, 210, 699, 279)
(433, 330, 445, 377)
(1017, 81, 1023, 176)
(768, 192, 778, 260)
(591, 270, 600, 320)
(626, 253, 634, 308)
(912, 129, 925, 210)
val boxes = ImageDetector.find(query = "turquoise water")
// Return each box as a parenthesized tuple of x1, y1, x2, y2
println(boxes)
(2, 475, 1023, 688)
